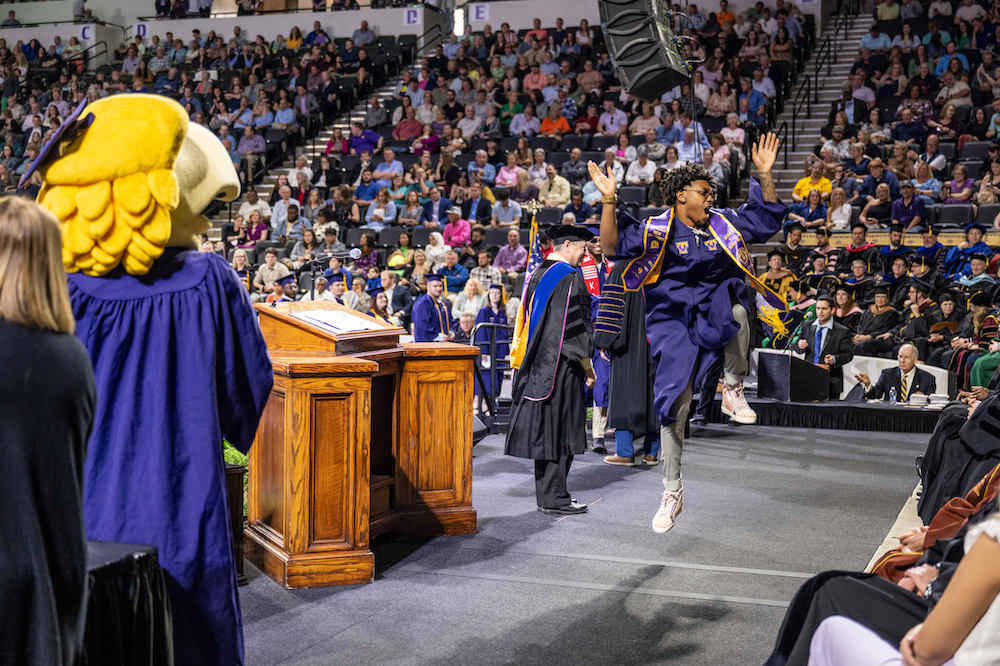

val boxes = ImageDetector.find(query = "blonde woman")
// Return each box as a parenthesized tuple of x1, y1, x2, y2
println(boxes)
(0, 197, 94, 666)
(403, 248, 430, 292)
(452, 277, 486, 319)
(827, 187, 852, 230)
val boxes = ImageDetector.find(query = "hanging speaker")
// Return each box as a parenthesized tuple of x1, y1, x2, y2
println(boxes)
(598, 0, 691, 103)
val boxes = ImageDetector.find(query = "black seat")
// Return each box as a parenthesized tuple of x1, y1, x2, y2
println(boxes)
(618, 186, 648, 206)
(534, 207, 563, 224)
(961, 141, 992, 162)
(377, 227, 403, 248)
(976, 203, 1000, 227)
(560, 134, 589, 152)
(411, 227, 432, 247)
(484, 227, 509, 246)
(346, 227, 376, 247)
(937, 205, 973, 228)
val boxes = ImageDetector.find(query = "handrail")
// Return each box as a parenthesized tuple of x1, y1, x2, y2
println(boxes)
(79, 40, 108, 70)
(1, 19, 125, 30)
(789, 76, 810, 151)
(418, 22, 443, 52)
(774, 121, 790, 170)
(813, 0, 854, 84)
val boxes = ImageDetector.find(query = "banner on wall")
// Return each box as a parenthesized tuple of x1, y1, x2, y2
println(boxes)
(404, 8, 422, 26)
(468, 3, 489, 22)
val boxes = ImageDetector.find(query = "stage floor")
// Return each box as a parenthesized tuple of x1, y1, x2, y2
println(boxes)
(240, 425, 927, 666)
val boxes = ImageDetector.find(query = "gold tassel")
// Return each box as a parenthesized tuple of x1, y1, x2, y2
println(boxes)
(758, 301, 789, 339)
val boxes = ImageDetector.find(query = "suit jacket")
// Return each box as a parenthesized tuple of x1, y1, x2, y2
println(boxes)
(388, 285, 414, 318)
(801, 320, 854, 399)
(462, 197, 491, 226)
(423, 197, 452, 225)
(864, 366, 936, 401)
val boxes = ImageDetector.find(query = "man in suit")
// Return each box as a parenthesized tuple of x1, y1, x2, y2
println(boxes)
(422, 186, 452, 230)
(461, 184, 491, 226)
(856, 342, 936, 401)
(797, 295, 855, 399)
(380, 270, 413, 330)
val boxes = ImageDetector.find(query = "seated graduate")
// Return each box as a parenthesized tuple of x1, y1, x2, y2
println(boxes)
(797, 294, 855, 399)
(803, 252, 839, 297)
(878, 222, 914, 274)
(944, 222, 992, 278)
(835, 221, 881, 277)
(854, 341, 936, 400)
(884, 256, 912, 310)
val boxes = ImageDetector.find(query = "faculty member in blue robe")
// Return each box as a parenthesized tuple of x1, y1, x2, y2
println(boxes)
(68, 248, 273, 666)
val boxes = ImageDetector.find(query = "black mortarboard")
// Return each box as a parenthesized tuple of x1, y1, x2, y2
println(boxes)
(874, 282, 891, 295)
(814, 227, 829, 236)
(548, 224, 596, 242)
(767, 248, 784, 260)
(835, 282, 855, 295)
(276, 274, 296, 287)
(912, 255, 931, 267)
(938, 291, 955, 303)
(327, 272, 346, 283)
(787, 222, 804, 233)
(366, 286, 384, 296)
(971, 291, 994, 307)
(922, 225, 938, 235)
(489, 283, 504, 291)
(889, 223, 904, 233)
(911, 277, 932, 294)
(971, 253, 990, 263)
(965, 222, 987, 234)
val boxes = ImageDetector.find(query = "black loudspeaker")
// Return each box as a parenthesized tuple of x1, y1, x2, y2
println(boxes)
(599, 0, 691, 103)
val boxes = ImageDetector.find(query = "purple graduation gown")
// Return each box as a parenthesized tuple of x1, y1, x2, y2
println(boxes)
(68, 249, 273, 666)
(615, 177, 786, 423)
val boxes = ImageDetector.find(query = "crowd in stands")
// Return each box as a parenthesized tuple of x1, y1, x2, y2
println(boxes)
(223, 4, 822, 338)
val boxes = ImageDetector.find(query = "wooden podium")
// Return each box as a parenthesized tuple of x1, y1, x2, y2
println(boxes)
(757, 350, 831, 403)
(245, 301, 478, 588)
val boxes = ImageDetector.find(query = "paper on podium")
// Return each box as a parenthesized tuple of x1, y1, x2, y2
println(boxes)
(291, 309, 384, 334)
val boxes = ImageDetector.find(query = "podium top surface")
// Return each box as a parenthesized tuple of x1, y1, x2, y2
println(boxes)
(255, 301, 406, 356)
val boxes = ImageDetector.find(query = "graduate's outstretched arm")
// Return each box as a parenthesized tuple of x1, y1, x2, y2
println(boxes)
(751, 132, 780, 203)
(588, 161, 619, 257)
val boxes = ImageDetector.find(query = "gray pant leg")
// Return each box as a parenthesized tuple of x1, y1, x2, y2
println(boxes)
(660, 384, 693, 491)
(723, 303, 751, 385)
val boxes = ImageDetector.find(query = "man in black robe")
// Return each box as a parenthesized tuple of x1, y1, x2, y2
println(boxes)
(507, 225, 597, 516)
(594, 262, 660, 466)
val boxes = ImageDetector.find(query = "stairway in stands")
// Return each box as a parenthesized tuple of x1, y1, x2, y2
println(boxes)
(205, 76, 405, 243)
(769, 13, 863, 199)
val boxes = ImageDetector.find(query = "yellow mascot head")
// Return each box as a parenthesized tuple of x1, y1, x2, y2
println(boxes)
(36, 94, 240, 276)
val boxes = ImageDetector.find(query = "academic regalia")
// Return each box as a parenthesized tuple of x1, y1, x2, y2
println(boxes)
(411, 282, 454, 342)
(593, 262, 658, 436)
(579, 253, 611, 415)
(614, 177, 786, 422)
(879, 244, 913, 274)
(853, 305, 902, 356)
(475, 301, 510, 397)
(507, 258, 592, 460)
(507, 257, 593, 509)
(67, 249, 273, 666)
(778, 243, 810, 275)
(834, 306, 863, 334)
(0, 320, 96, 666)
(914, 242, 946, 272)
(834, 242, 880, 276)
(948, 308, 999, 390)
(365, 286, 392, 322)
(846, 276, 876, 306)
(944, 241, 992, 277)
(805, 271, 838, 297)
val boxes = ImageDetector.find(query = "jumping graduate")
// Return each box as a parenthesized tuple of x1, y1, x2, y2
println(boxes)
(507, 225, 597, 516)
(588, 132, 787, 534)
(411, 273, 454, 342)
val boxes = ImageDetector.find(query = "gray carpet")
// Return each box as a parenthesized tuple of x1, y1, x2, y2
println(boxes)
(241, 424, 927, 666)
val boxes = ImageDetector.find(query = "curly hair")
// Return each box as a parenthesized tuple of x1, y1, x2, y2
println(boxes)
(658, 163, 716, 207)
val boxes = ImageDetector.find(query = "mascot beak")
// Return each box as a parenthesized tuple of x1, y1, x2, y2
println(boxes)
(168, 122, 241, 248)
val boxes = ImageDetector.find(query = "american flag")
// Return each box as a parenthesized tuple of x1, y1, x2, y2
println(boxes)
(526, 214, 545, 275)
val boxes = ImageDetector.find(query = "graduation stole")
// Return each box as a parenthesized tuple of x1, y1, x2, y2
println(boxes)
(580, 253, 611, 297)
(510, 261, 577, 370)
(620, 207, 789, 334)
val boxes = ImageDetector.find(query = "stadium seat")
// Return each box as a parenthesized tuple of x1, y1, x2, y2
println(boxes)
(411, 227, 432, 247)
(976, 203, 1000, 227)
(590, 136, 617, 152)
(377, 227, 403, 248)
(961, 141, 992, 162)
(618, 186, 648, 206)
(937, 205, 973, 228)
(560, 134, 589, 152)
(638, 207, 667, 220)
(346, 227, 376, 247)
(535, 207, 563, 224)
(531, 136, 559, 153)
(484, 227, 509, 246)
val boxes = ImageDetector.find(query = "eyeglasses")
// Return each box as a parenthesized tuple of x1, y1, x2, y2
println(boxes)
(683, 188, 715, 199)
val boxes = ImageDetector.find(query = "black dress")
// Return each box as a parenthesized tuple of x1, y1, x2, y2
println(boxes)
(0, 319, 96, 665)
(506, 260, 593, 461)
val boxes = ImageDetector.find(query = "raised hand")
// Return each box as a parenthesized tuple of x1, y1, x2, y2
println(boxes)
(587, 160, 617, 199)
(751, 132, 780, 174)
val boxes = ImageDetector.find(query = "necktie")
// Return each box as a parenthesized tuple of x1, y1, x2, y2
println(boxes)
(813, 325, 823, 364)
(901, 372, 909, 401)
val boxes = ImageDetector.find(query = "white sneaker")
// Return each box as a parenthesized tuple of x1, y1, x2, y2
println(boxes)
(652, 488, 683, 533)
(721, 382, 757, 425)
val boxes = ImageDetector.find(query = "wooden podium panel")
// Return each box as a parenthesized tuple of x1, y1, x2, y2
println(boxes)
(245, 302, 478, 588)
